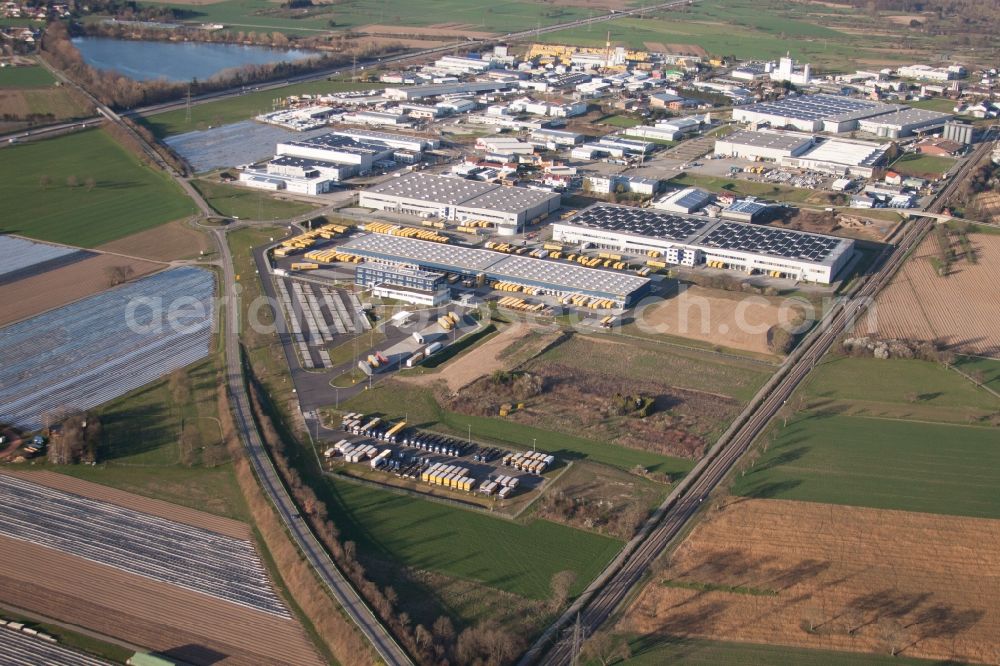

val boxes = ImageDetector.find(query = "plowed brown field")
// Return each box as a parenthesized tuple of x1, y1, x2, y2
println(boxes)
(0, 254, 162, 326)
(622, 498, 1000, 665)
(636, 286, 804, 355)
(0, 470, 248, 539)
(99, 219, 211, 262)
(0, 536, 323, 666)
(857, 232, 1000, 356)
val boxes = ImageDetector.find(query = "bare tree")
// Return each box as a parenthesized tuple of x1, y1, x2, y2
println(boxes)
(549, 570, 578, 611)
(104, 264, 135, 287)
(84, 176, 97, 192)
(582, 630, 632, 666)
(48, 410, 86, 464)
(39, 174, 51, 190)
(66, 175, 78, 188)
(877, 617, 907, 656)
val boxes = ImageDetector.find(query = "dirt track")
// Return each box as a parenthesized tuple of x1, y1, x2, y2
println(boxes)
(0, 536, 323, 666)
(622, 498, 1000, 665)
(356, 23, 495, 39)
(0, 470, 249, 539)
(0, 254, 162, 327)
(857, 233, 1000, 356)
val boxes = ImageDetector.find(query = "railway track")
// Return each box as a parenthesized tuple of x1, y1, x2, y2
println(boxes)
(523, 134, 996, 666)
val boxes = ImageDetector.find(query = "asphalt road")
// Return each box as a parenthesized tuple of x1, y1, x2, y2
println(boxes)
(521, 133, 999, 666)
(217, 226, 415, 666)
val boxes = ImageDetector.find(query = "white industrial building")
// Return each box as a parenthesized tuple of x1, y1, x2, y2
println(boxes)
(897, 64, 966, 82)
(341, 110, 412, 127)
(359, 172, 561, 234)
(433, 55, 493, 75)
(475, 137, 535, 155)
(856, 107, 952, 138)
(716, 129, 894, 177)
(530, 128, 584, 147)
(623, 125, 684, 142)
(768, 55, 812, 85)
(552, 204, 854, 284)
(652, 187, 714, 214)
(714, 130, 815, 161)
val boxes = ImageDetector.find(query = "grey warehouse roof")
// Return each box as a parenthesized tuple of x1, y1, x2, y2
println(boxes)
(456, 185, 560, 213)
(365, 172, 498, 205)
(569, 203, 713, 243)
(859, 107, 952, 128)
(343, 233, 500, 271)
(340, 233, 649, 296)
(720, 130, 814, 152)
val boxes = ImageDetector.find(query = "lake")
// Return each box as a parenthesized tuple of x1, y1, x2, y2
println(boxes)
(71, 37, 318, 82)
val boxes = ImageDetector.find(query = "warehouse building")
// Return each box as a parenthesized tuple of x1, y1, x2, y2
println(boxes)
(652, 187, 714, 214)
(552, 203, 854, 283)
(856, 107, 952, 138)
(732, 94, 902, 133)
(339, 234, 651, 306)
(332, 128, 438, 152)
(715, 129, 893, 177)
(358, 172, 561, 234)
(714, 130, 815, 161)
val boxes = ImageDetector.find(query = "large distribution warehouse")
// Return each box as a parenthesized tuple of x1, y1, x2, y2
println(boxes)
(359, 172, 561, 234)
(339, 233, 651, 306)
(732, 94, 953, 137)
(552, 204, 855, 284)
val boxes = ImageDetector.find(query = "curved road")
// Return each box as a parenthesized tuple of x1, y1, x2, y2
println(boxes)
(522, 133, 997, 666)
(215, 226, 415, 666)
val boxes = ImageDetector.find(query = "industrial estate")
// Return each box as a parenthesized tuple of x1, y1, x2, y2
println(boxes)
(0, 0, 998, 665)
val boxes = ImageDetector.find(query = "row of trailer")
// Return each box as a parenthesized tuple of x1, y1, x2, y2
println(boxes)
(559, 293, 616, 310)
(364, 221, 449, 244)
(273, 223, 350, 257)
(303, 248, 363, 264)
(421, 463, 476, 492)
(478, 475, 519, 499)
(438, 311, 460, 331)
(494, 281, 541, 296)
(502, 450, 554, 474)
(497, 297, 547, 313)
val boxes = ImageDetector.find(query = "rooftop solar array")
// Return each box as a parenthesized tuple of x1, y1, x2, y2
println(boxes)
(698, 222, 844, 263)
(725, 200, 768, 215)
(493, 255, 649, 296)
(284, 134, 386, 156)
(570, 204, 712, 243)
(365, 172, 498, 205)
(739, 94, 897, 122)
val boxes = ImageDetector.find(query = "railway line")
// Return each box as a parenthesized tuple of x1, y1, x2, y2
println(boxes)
(522, 134, 996, 666)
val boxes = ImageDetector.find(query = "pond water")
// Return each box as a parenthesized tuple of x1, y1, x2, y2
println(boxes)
(71, 36, 318, 82)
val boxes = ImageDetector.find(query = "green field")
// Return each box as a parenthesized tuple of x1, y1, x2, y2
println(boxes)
(0, 65, 56, 88)
(622, 634, 966, 666)
(0, 129, 196, 246)
(537, 0, 901, 70)
(732, 413, 999, 518)
(193, 179, 320, 219)
(145, 0, 604, 37)
(803, 357, 1000, 424)
(340, 381, 693, 476)
(890, 153, 956, 179)
(141, 80, 385, 138)
(598, 114, 642, 128)
(954, 355, 1000, 394)
(327, 477, 622, 599)
(667, 173, 817, 204)
(906, 98, 959, 113)
(732, 356, 1000, 517)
